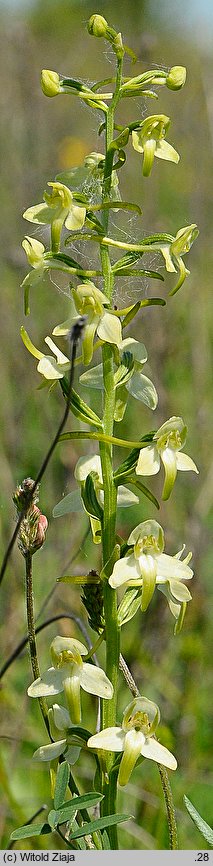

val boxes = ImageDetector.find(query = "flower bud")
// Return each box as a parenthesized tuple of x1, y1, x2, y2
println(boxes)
(167, 66, 186, 90)
(32, 508, 48, 551)
(13, 478, 39, 512)
(41, 69, 61, 97)
(87, 14, 108, 38)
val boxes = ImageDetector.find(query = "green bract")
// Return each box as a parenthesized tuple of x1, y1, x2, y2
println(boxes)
(132, 114, 179, 177)
(136, 416, 199, 500)
(88, 695, 177, 785)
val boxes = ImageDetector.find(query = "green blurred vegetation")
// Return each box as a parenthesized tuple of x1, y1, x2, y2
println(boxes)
(0, 0, 212, 851)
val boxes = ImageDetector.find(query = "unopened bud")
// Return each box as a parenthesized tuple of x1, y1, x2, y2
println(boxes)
(32, 507, 48, 552)
(167, 66, 186, 90)
(87, 14, 108, 38)
(41, 69, 61, 97)
(13, 478, 39, 513)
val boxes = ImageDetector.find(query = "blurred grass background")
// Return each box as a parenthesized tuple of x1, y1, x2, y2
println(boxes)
(0, 0, 212, 850)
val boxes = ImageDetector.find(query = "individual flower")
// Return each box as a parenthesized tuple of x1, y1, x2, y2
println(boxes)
(109, 519, 193, 614)
(147, 224, 199, 294)
(32, 704, 81, 766)
(28, 636, 113, 724)
(53, 282, 122, 365)
(23, 181, 86, 242)
(53, 454, 139, 544)
(136, 416, 198, 500)
(20, 326, 70, 380)
(88, 696, 177, 786)
(132, 114, 179, 177)
(80, 337, 158, 421)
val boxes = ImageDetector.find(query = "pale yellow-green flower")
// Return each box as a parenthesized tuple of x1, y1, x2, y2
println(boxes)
(53, 282, 122, 365)
(109, 519, 193, 617)
(28, 636, 113, 725)
(132, 114, 179, 177)
(88, 696, 177, 785)
(23, 181, 86, 235)
(136, 416, 198, 500)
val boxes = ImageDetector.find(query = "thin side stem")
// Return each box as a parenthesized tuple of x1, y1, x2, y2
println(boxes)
(158, 765, 178, 849)
(25, 552, 50, 734)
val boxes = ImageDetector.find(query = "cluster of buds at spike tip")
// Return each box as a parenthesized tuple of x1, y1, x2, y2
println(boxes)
(13, 478, 48, 557)
(87, 14, 124, 58)
(88, 695, 177, 785)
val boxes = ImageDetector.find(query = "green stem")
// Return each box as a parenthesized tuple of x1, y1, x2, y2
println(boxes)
(25, 552, 50, 735)
(98, 53, 124, 850)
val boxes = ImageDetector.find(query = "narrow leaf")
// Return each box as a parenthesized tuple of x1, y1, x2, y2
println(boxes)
(54, 761, 70, 810)
(10, 822, 51, 840)
(49, 794, 103, 830)
(116, 268, 164, 280)
(128, 477, 159, 509)
(184, 796, 213, 846)
(70, 813, 130, 839)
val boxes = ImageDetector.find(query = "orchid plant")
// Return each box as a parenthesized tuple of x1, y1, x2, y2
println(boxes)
(9, 13, 199, 851)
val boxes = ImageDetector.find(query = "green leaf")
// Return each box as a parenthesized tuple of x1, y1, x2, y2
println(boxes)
(81, 474, 103, 522)
(184, 796, 213, 846)
(10, 822, 51, 841)
(91, 200, 142, 215)
(60, 378, 102, 428)
(49, 793, 103, 830)
(70, 813, 130, 840)
(54, 760, 70, 810)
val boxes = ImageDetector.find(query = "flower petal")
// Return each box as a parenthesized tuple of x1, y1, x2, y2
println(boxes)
(80, 663, 113, 699)
(33, 740, 66, 761)
(80, 364, 104, 390)
(65, 205, 86, 231)
(64, 745, 81, 765)
(52, 704, 71, 730)
(53, 489, 83, 517)
(37, 356, 67, 380)
(23, 202, 52, 225)
(176, 451, 199, 473)
(44, 337, 69, 365)
(97, 312, 122, 345)
(74, 454, 102, 482)
(136, 444, 160, 476)
(155, 552, 193, 582)
(142, 139, 157, 176)
(117, 486, 139, 507)
(168, 578, 192, 602)
(109, 554, 141, 589)
(121, 338, 147, 365)
(155, 139, 179, 164)
(141, 737, 177, 770)
(127, 372, 158, 410)
(87, 727, 125, 752)
(28, 667, 63, 697)
(161, 446, 177, 500)
(82, 320, 98, 366)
